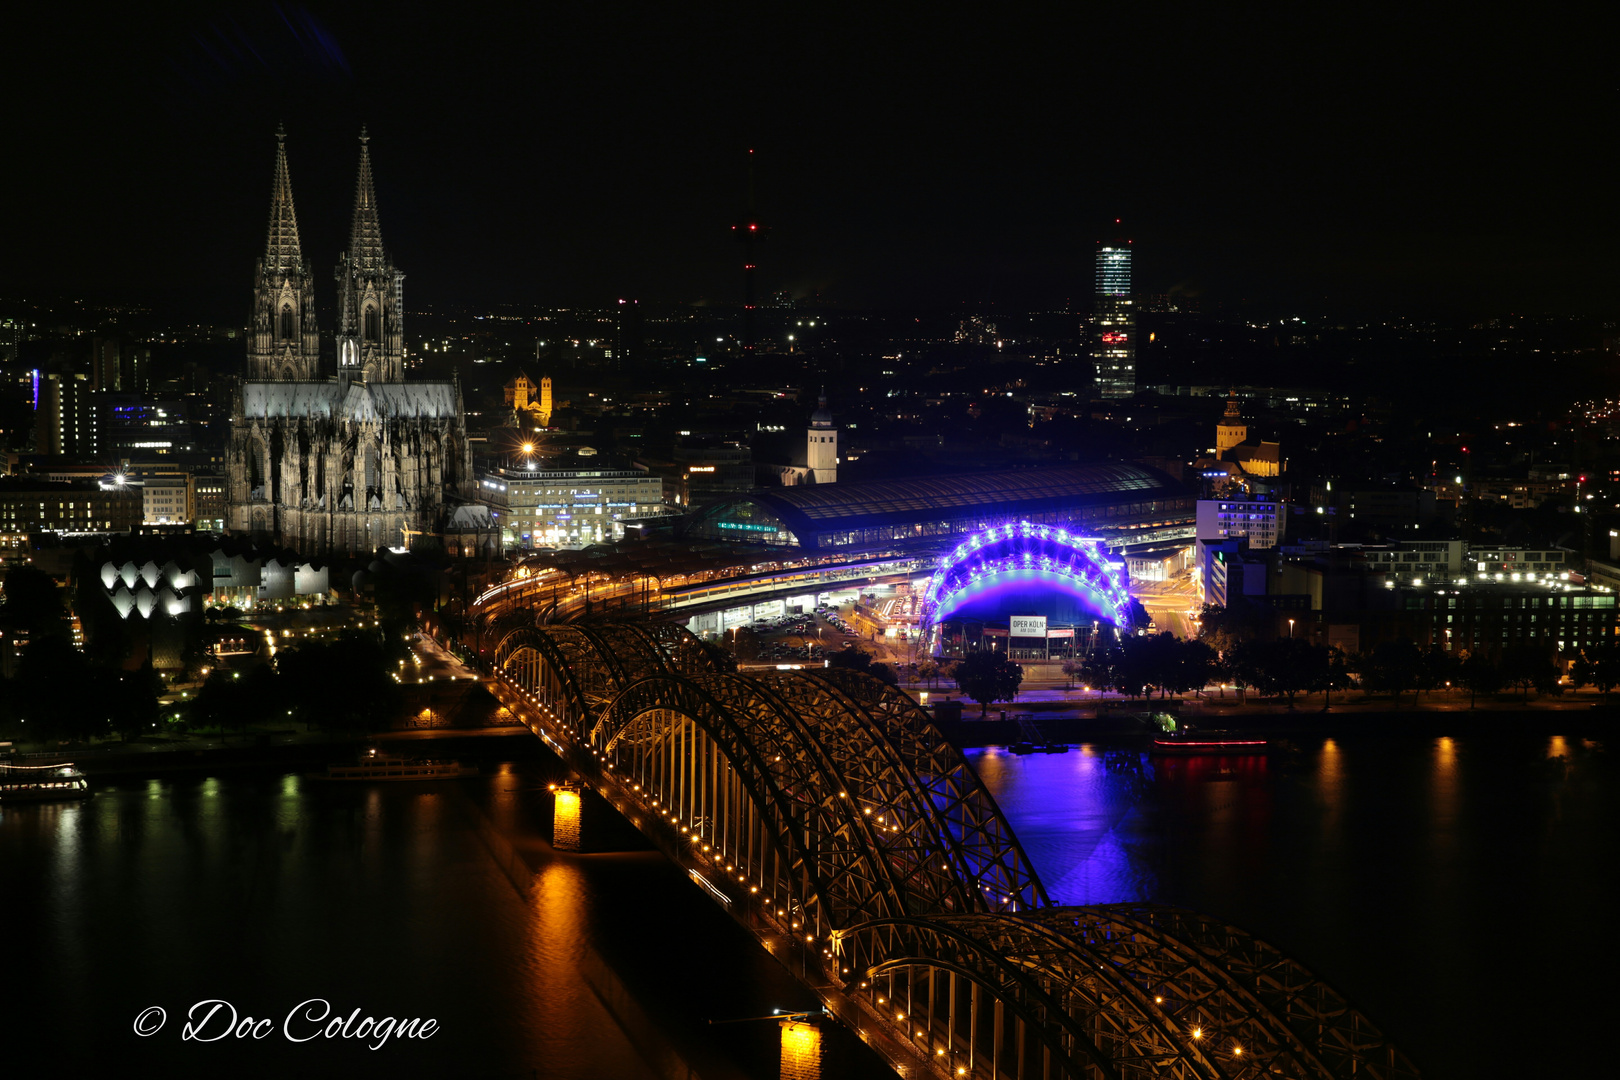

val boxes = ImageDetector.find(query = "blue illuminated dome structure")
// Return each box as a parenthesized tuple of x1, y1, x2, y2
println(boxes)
(920, 521, 1134, 656)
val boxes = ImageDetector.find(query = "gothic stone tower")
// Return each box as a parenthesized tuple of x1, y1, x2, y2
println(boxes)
(336, 128, 405, 384)
(226, 129, 474, 557)
(248, 126, 320, 380)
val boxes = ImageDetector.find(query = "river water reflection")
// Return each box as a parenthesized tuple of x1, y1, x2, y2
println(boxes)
(3, 732, 1610, 1079)
(0, 748, 880, 1080)
(968, 732, 1616, 1080)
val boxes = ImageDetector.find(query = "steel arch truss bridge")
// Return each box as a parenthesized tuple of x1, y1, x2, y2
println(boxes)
(494, 622, 1418, 1080)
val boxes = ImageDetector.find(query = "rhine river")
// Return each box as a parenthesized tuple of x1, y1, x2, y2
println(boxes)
(2, 730, 1611, 1079)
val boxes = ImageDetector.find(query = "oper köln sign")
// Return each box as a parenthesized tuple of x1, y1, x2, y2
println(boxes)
(1008, 616, 1048, 638)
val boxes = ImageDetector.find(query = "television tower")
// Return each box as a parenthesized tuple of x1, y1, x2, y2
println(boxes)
(730, 149, 768, 356)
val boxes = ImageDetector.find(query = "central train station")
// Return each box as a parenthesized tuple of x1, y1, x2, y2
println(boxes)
(681, 462, 1193, 552)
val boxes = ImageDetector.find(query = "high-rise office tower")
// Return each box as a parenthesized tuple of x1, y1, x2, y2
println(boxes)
(616, 297, 642, 371)
(1092, 226, 1135, 399)
(122, 346, 150, 395)
(90, 336, 121, 391)
(35, 372, 98, 456)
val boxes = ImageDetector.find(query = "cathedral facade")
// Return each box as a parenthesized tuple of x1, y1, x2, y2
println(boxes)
(226, 128, 473, 556)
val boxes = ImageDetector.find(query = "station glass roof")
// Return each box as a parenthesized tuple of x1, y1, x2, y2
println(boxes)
(691, 463, 1185, 545)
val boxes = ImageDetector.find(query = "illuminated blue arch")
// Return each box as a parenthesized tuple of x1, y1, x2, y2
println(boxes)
(919, 520, 1133, 638)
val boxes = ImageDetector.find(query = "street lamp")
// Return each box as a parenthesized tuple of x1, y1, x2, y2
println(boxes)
(1288, 618, 1296, 639)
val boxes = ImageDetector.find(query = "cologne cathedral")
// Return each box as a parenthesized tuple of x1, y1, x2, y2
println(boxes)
(225, 128, 473, 555)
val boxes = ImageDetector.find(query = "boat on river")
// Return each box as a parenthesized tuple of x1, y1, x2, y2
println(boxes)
(0, 762, 92, 803)
(1150, 730, 1270, 756)
(313, 749, 478, 781)
(1009, 741, 1070, 755)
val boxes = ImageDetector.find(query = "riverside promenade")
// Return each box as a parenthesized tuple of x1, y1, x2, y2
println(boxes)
(901, 658, 1618, 746)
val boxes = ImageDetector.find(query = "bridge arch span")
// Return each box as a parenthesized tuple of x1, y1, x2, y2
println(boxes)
(839, 915, 1128, 1079)
(494, 627, 592, 726)
(835, 907, 1420, 1080)
(599, 672, 913, 932)
(809, 667, 1046, 910)
(488, 623, 1419, 1080)
(495, 620, 720, 730)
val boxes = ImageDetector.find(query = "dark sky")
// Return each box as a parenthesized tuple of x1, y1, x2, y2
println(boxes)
(5, 3, 1617, 321)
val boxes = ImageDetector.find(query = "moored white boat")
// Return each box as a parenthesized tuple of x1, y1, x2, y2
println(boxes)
(0, 762, 92, 802)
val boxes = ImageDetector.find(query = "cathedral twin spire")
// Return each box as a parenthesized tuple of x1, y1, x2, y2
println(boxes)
(266, 124, 386, 270)
(265, 124, 304, 274)
(251, 125, 402, 383)
(336, 124, 403, 383)
(347, 127, 387, 274)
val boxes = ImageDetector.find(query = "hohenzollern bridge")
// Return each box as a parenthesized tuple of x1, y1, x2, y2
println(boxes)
(488, 617, 1419, 1080)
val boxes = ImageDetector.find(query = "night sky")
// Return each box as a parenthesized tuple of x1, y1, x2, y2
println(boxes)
(6, 3, 1616, 321)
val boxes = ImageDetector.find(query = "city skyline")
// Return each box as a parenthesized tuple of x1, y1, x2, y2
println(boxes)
(4, 5, 1618, 322)
(8, 9, 1619, 1080)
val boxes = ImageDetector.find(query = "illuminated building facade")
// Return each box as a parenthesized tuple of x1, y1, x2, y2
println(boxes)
(1209, 393, 1284, 477)
(1196, 497, 1283, 550)
(478, 465, 663, 547)
(1092, 235, 1135, 400)
(225, 128, 474, 555)
(0, 478, 141, 535)
(34, 372, 98, 456)
(192, 474, 225, 531)
(506, 372, 552, 427)
(141, 477, 190, 525)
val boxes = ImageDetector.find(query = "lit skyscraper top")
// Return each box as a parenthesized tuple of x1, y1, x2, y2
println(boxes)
(1092, 223, 1135, 400)
(1096, 244, 1131, 296)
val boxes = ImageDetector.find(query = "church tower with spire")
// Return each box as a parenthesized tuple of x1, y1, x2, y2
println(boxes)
(807, 389, 837, 484)
(336, 128, 405, 383)
(247, 126, 320, 380)
(1216, 391, 1248, 458)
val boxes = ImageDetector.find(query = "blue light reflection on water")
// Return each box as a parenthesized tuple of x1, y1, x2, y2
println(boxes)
(967, 734, 1618, 1080)
(966, 745, 1158, 904)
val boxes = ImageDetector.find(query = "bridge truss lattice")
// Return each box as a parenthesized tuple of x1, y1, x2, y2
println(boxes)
(494, 622, 1419, 1080)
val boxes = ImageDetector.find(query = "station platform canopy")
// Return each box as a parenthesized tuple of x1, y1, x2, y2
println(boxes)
(683, 463, 1192, 552)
